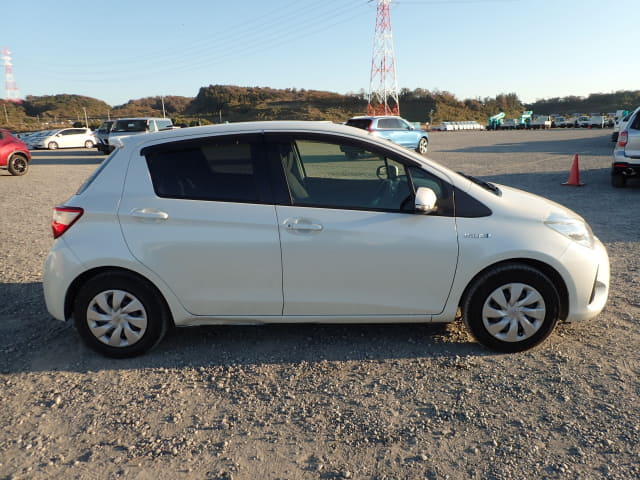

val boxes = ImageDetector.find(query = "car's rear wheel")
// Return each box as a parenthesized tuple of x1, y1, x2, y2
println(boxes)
(611, 173, 626, 188)
(84, 140, 94, 148)
(7, 153, 29, 176)
(73, 272, 169, 358)
(462, 263, 560, 352)
(47, 141, 58, 150)
(416, 137, 429, 155)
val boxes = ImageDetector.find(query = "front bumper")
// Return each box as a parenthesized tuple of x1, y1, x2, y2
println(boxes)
(562, 237, 610, 323)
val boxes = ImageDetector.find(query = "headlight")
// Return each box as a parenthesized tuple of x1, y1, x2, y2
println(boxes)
(544, 213, 594, 248)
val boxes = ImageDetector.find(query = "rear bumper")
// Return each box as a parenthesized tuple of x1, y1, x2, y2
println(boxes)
(612, 150, 640, 176)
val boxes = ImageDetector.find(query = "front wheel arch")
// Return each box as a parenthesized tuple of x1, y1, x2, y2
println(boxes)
(461, 262, 563, 352)
(460, 259, 568, 320)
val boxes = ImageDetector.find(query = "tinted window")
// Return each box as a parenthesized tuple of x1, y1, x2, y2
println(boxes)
(346, 119, 372, 130)
(113, 120, 148, 133)
(145, 140, 260, 202)
(630, 112, 640, 130)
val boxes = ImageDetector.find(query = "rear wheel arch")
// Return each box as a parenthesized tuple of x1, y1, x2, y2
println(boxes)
(64, 267, 175, 327)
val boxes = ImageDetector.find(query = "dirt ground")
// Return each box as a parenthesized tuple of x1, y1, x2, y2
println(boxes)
(1, 128, 638, 480)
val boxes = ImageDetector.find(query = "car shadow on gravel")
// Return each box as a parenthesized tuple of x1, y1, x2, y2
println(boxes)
(478, 168, 640, 243)
(2, 297, 494, 374)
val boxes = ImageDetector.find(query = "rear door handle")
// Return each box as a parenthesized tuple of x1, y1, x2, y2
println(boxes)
(131, 208, 169, 221)
(289, 223, 323, 232)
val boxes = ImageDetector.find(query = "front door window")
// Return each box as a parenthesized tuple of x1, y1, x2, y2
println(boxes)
(280, 139, 420, 212)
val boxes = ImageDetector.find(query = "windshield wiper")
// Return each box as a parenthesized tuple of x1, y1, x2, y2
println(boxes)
(457, 172, 502, 196)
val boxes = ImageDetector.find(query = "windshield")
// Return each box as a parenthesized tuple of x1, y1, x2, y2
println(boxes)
(112, 120, 147, 133)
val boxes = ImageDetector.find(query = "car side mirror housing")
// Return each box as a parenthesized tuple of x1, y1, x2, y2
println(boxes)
(415, 187, 437, 214)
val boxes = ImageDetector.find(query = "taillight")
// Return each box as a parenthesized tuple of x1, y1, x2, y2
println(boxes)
(618, 131, 628, 147)
(52, 207, 84, 239)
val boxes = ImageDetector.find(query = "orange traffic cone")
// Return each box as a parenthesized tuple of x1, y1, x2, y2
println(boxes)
(562, 153, 585, 186)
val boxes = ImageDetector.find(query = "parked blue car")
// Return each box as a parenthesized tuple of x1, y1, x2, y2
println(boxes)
(346, 116, 429, 155)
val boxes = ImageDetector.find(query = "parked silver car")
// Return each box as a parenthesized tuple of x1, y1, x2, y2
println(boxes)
(95, 120, 114, 154)
(43, 121, 609, 357)
(30, 128, 96, 150)
(611, 106, 640, 187)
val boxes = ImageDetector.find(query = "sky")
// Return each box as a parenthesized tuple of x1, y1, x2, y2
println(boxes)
(2, 0, 638, 108)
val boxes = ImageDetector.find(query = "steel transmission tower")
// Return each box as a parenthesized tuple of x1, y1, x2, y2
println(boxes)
(367, 0, 399, 116)
(2, 47, 21, 103)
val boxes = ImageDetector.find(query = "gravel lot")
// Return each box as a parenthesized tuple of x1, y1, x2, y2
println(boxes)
(1, 128, 638, 480)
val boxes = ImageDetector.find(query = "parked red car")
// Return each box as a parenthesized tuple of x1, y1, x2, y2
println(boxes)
(0, 128, 31, 176)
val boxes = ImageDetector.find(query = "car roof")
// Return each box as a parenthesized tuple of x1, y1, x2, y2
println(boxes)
(120, 121, 375, 148)
(348, 116, 402, 120)
(114, 117, 171, 121)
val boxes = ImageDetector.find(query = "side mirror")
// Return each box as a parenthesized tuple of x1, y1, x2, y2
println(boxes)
(415, 187, 437, 214)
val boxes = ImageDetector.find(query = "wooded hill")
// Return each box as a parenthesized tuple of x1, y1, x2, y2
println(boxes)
(1, 87, 639, 131)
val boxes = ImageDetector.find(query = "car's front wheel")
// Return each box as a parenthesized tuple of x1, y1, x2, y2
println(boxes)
(462, 263, 560, 352)
(416, 137, 429, 155)
(73, 272, 169, 358)
(47, 141, 58, 150)
(7, 153, 29, 176)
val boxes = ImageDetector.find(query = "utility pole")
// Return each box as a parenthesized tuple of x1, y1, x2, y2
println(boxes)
(1, 47, 21, 103)
(367, 0, 400, 116)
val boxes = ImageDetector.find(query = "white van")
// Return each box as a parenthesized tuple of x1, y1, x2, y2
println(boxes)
(105, 117, 173, 152)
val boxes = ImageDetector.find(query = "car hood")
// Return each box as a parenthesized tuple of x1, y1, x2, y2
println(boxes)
(490, 183, 585, 223)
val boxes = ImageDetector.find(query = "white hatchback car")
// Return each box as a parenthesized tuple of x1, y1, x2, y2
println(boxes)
(43, 121, 610, 357)
(32, 127, 96, 150)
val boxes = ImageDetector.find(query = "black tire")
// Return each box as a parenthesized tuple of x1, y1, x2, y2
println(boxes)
(7, 153, 29, 176)
(73, 272, 169, 358)
(416, 137, 429, 155)
(462, 264, 559, 352)
(48, 141, 58, 150)
(84, 140, 94, 148)
(611, 173, 626, 188)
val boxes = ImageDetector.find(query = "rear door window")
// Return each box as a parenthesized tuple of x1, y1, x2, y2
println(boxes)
(144, 136, 265, 203)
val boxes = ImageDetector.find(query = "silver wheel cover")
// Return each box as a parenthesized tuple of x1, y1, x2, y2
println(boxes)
(482, 282, 546, 342)
(86, 289, 148, 347)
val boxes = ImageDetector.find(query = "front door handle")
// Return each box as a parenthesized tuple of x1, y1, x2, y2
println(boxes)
(284, 218, 323, 233)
